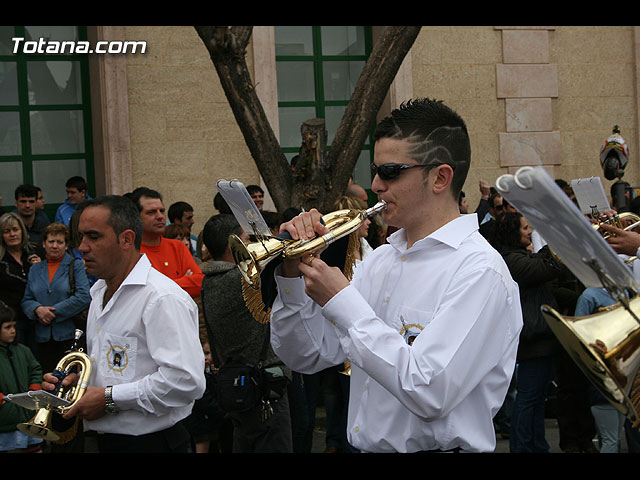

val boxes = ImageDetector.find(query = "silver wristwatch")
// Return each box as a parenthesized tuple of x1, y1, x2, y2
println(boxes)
(104, 385, 120, 414)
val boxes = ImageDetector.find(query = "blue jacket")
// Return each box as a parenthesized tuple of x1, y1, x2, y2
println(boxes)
(54, 195, 92, 226)
(21, 252, 91, 343)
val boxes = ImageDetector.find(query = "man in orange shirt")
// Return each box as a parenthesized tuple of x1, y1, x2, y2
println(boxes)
(129, 188, 203, 298)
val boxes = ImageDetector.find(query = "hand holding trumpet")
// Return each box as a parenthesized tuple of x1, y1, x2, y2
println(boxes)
(600, 223, 640, 257)
(279, 209, 350, 307)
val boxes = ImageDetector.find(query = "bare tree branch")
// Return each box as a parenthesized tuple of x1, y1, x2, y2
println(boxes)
(195, 26, 421, 212)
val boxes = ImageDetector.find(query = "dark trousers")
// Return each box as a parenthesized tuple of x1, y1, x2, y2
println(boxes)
(95, 422, 191, 453)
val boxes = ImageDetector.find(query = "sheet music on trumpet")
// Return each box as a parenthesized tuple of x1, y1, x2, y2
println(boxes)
(216, 179, 272, 239)
(495, 166, 638, 292)
(570, 176, 611, 215)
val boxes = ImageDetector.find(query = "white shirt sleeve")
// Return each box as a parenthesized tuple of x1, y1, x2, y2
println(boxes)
(270, 273, 348, 374)
(112, 293, 205, 414)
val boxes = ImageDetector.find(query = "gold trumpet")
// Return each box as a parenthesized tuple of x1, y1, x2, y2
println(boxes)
(594, 211, 640, 237)
(231, 200, 387, 290)
(18, 329, 92, 443)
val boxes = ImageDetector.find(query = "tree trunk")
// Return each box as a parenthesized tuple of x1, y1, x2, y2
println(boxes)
(195, 25, 422, 213)
(194, 26, 293, 210)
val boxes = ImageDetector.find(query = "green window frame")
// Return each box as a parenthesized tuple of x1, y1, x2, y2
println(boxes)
(274, 26, 374, 190)
(0, 25, 94, 220)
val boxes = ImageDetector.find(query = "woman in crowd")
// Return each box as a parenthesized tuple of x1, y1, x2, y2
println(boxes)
(21, 222, 90, 373)
(491, 211, 564, 453)
(0, 213, 41, 353)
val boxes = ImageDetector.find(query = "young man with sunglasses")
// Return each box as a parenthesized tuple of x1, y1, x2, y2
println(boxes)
(270, 98, 523, 453)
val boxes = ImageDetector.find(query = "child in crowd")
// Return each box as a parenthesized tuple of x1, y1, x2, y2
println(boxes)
(183, 337, 226, 453)
(165, 223, 193, 254)
(0, 301, 44, 453)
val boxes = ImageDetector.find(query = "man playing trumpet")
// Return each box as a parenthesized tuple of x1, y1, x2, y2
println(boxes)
(270, 98, 523, 453)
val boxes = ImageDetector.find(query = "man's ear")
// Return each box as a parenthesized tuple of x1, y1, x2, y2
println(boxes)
(119, 229, 137, 250)
(432, 165, 454, 194)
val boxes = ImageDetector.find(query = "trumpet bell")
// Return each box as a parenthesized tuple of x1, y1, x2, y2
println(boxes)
(542, 299, 640, 426)
(230, 234, 290, 290)
(16, 332, 93, 444)
(17, 408, 61, 442)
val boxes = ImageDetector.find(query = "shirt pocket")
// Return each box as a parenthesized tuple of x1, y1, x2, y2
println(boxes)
(397, 306, 435, 346)
(99, 332, 137, 381)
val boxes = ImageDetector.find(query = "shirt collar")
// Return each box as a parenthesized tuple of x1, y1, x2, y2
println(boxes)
(121, 254, 152, 287)
(388, 213, 479, 252)
(93, 253, 151, 295)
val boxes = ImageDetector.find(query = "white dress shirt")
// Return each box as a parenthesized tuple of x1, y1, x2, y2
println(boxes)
(270, 213, 523, 452)
(84, 254, 205, 435)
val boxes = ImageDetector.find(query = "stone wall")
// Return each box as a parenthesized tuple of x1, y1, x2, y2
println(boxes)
(123, 26, 260, 237)
(411, 26, 638, 211)
(115, 26, 639, 233)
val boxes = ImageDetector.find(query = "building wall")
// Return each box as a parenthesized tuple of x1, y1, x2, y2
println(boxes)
(104, 26, 639, 236)
(122, 26, 260, 236)
(410, 26, 638, 210)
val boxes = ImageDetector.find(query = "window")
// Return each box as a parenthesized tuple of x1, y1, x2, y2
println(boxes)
(0, 26, 94, 219)
(274, 26, 373, 189)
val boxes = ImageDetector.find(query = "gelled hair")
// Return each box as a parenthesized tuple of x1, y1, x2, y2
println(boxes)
(374, 98, 471, 198)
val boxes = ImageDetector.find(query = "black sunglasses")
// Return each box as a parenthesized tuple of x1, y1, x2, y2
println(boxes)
(370, 162, 455, 181)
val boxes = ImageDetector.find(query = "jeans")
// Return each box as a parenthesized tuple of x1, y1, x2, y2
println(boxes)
(510, 356, 554, 453)
(591, 403, 625, 453)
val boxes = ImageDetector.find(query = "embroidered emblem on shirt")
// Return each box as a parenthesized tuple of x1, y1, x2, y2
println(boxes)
(399, 315, 424, 346)
(106, 341, 130, 374)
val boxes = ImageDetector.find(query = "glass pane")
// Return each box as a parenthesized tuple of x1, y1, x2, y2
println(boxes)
(323, 60, 364, 101)
(0, 162, 23, 206)
(32, 158, 86, 204)
(278, 106, 316, 148)
(28, 61, 82, 105)
(321, 26, 365, 56)
(325, 105, 344, 145)
(0, 112, 21, 155)
(0, 61, 19, 105)
(24, 26, 78, 50)
(325, 105, 370, 147)
(276, 61, 315, 102)
(0, 26, 17, 55)
(275, 26, 313, 56)
(352, 150, 373, 190)
(30, 110, 84, 155)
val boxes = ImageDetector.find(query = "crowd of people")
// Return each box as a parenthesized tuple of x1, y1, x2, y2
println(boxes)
(1, 97, 640, 454)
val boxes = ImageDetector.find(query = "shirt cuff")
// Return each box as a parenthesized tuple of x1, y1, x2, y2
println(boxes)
(111, 383, 135, 410)
(322, 284, 376, 333)
(274, 272, 309, 307)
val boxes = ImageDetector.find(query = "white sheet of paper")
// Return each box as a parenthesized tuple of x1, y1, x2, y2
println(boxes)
(216, 179, 271, 238)
(570, 177, 611, 215)
(4, 390, 71, 411)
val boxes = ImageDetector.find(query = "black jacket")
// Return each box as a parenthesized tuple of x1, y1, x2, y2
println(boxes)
(502, 245, 563, 360)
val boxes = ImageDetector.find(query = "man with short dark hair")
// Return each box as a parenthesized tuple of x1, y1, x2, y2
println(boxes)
(43, 195, 205, 453)
(14, 184, 48, 257)
(246, 185, 264, 211)
(200, 214, 292, 453)
(270, 98, 523, 453)
(168, 201, 196, 255)
(55, 176, 90, 226)
(129, 188, 203, 298)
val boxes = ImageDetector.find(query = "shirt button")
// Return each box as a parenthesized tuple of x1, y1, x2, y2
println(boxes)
(385, 297, 390, 303)
(284, 288, 291, 294)
(401, 255, 407, 261)
(354, 426, 360, 433)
